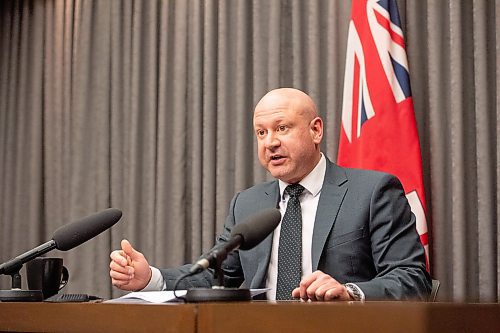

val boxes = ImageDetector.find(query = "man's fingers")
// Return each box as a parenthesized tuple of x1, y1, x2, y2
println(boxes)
(303, 272, 330, 300)
(110, 250, 128, 266)
(110, 260, 133, 275)
(110, 269, 134, 282)
(110, 260, 135, 289)
(316, 284, 340, 301)
(306, 280, 324, 300)
(111, 277, 130, 288)
(298, 270, 322, 299)
(295, 271, 347, 302)
(314, 285, 326, 301)
(324, 288, 343, 301)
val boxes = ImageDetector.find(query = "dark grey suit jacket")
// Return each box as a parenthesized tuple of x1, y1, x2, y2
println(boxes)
(161, 158, 431, 300)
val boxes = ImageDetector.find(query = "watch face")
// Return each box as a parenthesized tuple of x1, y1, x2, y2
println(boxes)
(345, 283, 362, 301)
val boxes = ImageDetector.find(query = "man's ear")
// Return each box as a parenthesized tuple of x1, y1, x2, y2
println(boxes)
(310, 117, 323, 144)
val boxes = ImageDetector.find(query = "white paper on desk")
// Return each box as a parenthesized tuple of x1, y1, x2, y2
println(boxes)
(118, 290, 187, 303)
(110, 288, 269, 304)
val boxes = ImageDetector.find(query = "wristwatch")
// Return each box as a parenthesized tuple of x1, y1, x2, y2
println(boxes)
(344, 283, 365, 301)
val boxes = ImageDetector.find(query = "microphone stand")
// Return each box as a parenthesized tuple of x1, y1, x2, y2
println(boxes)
(0, 264, 43, 302)
(184, 249, 251, 303)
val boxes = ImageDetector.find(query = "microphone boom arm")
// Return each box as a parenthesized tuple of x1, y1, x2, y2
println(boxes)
(0, 240, 57, 276)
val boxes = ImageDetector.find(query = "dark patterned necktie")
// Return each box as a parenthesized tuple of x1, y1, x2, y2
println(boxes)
(276, 183, 305, 300)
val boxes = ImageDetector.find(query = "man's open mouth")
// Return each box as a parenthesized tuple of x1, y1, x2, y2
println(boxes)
(270, 155, 285, 162)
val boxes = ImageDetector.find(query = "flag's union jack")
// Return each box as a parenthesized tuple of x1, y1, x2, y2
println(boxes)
(338, 0, 430, 268)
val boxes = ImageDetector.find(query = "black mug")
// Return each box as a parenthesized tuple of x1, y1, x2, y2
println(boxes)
(26, 257, 69, 299)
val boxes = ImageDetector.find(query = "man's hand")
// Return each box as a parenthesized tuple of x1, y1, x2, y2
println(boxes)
(109, 239, 152, 291)
(292, 270, 353, 301)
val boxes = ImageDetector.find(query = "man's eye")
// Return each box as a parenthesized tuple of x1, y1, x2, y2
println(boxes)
(277, 125, 287, 131)
(256, 130, 266, 137)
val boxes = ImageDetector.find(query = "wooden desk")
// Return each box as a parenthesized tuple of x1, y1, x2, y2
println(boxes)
(0, 301, 499, 333)
(197, 301, 500, 333)
(0, 302, 197, 333)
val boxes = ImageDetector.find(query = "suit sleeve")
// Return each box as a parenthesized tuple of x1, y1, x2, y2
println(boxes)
(353, 174, 432, 300)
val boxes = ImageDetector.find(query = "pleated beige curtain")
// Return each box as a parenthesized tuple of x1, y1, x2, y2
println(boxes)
(0, 0, 498, 302)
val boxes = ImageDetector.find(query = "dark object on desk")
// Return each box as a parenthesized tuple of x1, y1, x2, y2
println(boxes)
(44, 293, 101, 303)
(185, 288, 251, 303)
(0, 290, 43, 302)
(26, 257, 69, 299)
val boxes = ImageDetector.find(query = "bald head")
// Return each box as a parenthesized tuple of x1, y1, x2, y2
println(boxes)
(253, 88, 323, 184)
(254, 88, 319, 122)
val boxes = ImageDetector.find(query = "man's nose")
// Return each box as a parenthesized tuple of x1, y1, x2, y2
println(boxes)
(264, 132, 280, 149)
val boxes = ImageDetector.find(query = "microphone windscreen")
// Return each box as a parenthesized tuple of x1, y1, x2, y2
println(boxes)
(231, 208, 281, 250)
(52, 208, 122, 251)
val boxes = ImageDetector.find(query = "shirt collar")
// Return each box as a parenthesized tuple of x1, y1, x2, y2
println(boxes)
(278, 153, 326, 199)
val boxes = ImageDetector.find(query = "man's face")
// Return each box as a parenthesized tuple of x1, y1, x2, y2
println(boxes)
(253, 93, 322, 184)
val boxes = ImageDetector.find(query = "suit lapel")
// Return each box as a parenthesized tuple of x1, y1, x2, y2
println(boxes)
(311, 160, 348, 270)
(251, 181, 280, 287)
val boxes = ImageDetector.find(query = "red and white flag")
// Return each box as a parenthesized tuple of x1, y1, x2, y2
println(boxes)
(337, 0, 429, 268)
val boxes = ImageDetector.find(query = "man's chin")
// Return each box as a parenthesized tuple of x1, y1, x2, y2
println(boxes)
(268, 168, 285, 179)
(268, 167, 293, 183)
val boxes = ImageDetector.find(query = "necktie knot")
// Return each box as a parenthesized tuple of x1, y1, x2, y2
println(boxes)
(285, 184, 304, 198)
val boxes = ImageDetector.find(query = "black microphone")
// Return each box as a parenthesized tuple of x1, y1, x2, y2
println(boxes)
(0, 208, 122, 275)
(189, 208, 281, 274)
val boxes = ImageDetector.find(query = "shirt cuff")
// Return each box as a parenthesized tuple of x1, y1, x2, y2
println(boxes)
(141, 266, 166, 291)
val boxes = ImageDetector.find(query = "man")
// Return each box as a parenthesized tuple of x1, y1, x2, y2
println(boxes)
(110, 88, 431, 301)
